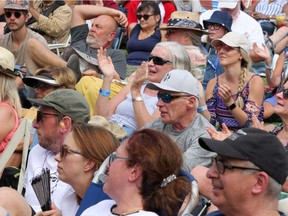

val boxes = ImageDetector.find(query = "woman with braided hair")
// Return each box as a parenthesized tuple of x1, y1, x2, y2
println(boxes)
(205, 32, 264, 131)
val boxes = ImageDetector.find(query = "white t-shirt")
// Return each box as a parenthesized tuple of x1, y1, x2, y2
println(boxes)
(24, 145, 69, 213)
(200, 9, 265, 49)
(81, 200, 158, 216)
(54, 185, 79, 216)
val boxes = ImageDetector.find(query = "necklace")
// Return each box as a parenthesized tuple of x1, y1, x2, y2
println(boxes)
(110, 204, 143, 216)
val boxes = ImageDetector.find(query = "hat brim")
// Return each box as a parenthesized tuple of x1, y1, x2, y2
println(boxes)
(159, 26, 209, 34)
(199, 137, 248, 160)
(218, 1, 238, 9)
(211, 37, 240, 48)
(146, 82, 181, 93)
(0, 68, 17, 78)
(23, 76, 60, 88)
(27, 98, 52, 107)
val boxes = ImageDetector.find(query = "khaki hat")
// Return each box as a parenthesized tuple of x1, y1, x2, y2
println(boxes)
(4, 0, 29, 11)
(159, 11, 208, 34)
(28, 89, 90, 123)
(211, 32, 249, 54)
(88, 115, 127, 140)
(0, 47, 18, 78)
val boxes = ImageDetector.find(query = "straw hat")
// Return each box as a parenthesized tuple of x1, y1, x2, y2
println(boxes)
(0, 47, 18, 78)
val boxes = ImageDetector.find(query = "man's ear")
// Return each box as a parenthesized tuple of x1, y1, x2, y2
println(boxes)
(108, 31, 116, 42)
(251, 171, 270, 195)
(59, 116, 72, 131)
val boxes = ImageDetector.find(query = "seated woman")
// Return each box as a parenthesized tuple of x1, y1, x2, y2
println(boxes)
(81, 128, 192, 216)
(35, 123, 119, 215)
(202, 10, 232, 90)
(126, 1, 162, 77)
(206, 32, 264, 131)
(95, 41, 206, 135)
(0, 48, 21, 159)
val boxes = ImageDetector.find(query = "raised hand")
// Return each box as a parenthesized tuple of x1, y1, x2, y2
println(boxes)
(218, 84, 233, 105)
(131, 62, 148, 93)
(252, 42, 270, 61)
(97, 47, 115, 79)
(206, 123, 231, 141)
(114, 11, 127, 27)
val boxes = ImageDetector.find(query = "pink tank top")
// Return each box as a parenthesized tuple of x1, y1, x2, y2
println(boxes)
(0, 102, 19, 154)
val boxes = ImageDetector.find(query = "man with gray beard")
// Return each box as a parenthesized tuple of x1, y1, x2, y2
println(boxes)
(62, 5, 127, 80)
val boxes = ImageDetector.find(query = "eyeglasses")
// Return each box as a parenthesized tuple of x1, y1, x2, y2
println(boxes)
(166, 29, 178, 36)
(34, 82, 52, 91)
(215, 43, 237, 53)
(5, 11, 22, 19)
(36, 110, 59, 123)
(206, 23, 222, 30)
(157, 93, 189, 103)
(280, 88, 288, 98)
(148, 55, 172, 66)
(108, 152, 131, 166)
(136, 14, 155, 20)
(211, 157, 262, 174)
(60, 144, 87, 158)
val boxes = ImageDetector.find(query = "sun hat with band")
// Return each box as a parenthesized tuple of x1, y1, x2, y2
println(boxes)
(203, 10, 232, 32)
(159, 11, 208, 34)
(147, 69, 200, 99)
(4, 0, 29, 11)
(199, 128, 288, 185)
(211, 32, 249, 54)
(28, 89, 90, 123)
(0, 47, 19, 78)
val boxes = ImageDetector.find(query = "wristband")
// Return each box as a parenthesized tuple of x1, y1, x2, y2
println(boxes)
(132, 96, 143, 102)
(228, 103, 236, 110)
(197, 105, 207, 113)
(264, 63, 273, 70)
(99, 89, 111, 97)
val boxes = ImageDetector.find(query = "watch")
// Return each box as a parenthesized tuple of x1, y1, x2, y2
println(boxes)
(132, 96, 143, 102)
(228, 103, 236, 110)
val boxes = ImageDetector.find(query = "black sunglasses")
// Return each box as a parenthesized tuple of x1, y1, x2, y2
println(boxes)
(157, 93, 188, 103)
(60, 144, 87, 158)
(148, 55, 172, 66)
(281, 88, 288, 98)
(36, 110, 59, 123)
(136, 14, 155, 20)
(5, 11, 22, 19)
(206, 23, 222, 30)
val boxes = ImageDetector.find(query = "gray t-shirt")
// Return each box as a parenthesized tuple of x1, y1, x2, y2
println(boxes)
(145, 113, 216, 172)
(70, 24, 126, 79)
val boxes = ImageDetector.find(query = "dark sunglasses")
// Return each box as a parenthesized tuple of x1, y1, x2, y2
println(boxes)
(136, 14, 155, 20)
(281, 88, 288, 98)
(36, 110, 59, 123)
(157, 93, 188, 103)
(60, 144, 87, 158)
(148, 55, 172, 66)
(206, 23, 222, 30)
(5, 11, 22, 19)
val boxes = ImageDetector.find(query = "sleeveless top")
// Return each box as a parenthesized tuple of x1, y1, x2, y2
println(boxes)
(109, 84, 158, 131)
(0, 102, 19, 154)
(126, 24, 162, 66)
(207, 75, 264, 130)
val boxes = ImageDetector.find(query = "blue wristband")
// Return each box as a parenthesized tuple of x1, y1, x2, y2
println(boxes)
(99, 89, 111, 97)
(197, 105, 207, 113)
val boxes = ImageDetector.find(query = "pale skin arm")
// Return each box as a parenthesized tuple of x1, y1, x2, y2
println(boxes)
(0, 106, 16, 142)
(71, 5, 127, 28)
(198, 80, 210, 120)
(94, 48, 130, 118)
(130, 62, 160, 128)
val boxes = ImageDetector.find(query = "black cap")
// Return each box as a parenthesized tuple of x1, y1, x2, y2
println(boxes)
(199, 128, 288, 185)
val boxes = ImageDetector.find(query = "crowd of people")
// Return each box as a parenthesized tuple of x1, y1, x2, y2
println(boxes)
(0, 0, 287, 215)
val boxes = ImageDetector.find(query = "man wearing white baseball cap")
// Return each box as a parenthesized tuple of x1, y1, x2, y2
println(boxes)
(145, 69, 216, 172)
(200, 0, 265, 63)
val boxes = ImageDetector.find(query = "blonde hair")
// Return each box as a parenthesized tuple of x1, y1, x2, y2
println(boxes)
(0, 73, 22, 116)
(35, 66, 77, 89)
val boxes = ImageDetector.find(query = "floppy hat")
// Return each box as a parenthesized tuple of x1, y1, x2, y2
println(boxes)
(159, 11, 208, 34)
(147, 69, 200, 99)
(28, 89, 90, 123)
(218, 0, 239, 9)
(0, 47, 18, 78)
(23, 73, 61, 88)
(88, 115, 127, 140)
(199, 128, 288, 185)
(203, 11, 232, 32)
(211, 32, 249, 54)
(4, 0, 29, 11)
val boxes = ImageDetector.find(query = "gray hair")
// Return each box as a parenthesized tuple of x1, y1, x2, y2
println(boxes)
(155, 41, 192, 72)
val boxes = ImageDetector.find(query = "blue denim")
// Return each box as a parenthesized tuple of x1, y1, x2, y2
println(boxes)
(203, 47, 224, 90)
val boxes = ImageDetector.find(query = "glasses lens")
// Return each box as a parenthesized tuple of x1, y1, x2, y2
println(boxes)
(136, 15, 142, 20)
(215, 158, 224, 174)
(283, 89, 288, 98)
(142, 15, 150, 20)
(5, 11, 12, 18)
(60, 145, 68, 158)
(14, 11, 22, 18)
(109, 152, 114, 166)
(36, 111, 42, 123)
(148, 56, 167, 66)
(157, 93, 172, 103)
(137, 14, 151, 20)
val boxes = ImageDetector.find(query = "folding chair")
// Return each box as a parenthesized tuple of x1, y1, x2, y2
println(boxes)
(48, 34, 71, 56)
(112, 27, 126, 49)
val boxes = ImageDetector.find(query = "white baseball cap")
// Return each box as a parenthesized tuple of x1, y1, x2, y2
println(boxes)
(218, 0, 239, 9)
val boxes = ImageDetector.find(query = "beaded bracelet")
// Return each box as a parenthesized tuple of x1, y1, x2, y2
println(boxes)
(99, 89, 111, 97)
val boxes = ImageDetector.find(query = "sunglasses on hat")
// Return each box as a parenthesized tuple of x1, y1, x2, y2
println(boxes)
(148, 55, 172, 66)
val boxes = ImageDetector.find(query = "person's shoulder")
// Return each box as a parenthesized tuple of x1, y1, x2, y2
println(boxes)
(144, 118, 163, 129)
(27, 29, 48, 45)
(81, 199, 116, 216)
(136, 210, 159, 216)
(107, 49, 126, 58)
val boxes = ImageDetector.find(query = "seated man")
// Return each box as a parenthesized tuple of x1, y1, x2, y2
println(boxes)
(145, 69, 216, 172)
(198, 128, 288, 216)
(27, 0, 72, 44)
